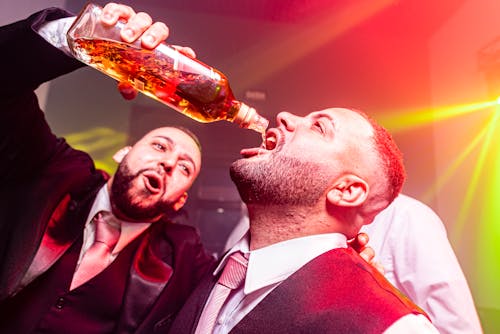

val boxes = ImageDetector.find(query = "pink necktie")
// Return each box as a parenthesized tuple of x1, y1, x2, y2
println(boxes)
(195, 252, 248, 334)
(70, 212, 120, 290)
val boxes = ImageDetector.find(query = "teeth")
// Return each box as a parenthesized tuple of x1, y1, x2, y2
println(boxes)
(265, 135, 277, 150)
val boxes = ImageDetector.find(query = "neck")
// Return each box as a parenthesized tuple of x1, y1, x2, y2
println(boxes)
(247, 204, 335, 250)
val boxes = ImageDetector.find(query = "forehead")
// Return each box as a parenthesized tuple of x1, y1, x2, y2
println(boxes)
(142, 127, 201, 161)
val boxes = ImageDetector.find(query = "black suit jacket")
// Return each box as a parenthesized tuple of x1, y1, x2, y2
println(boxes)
(169, 247, 428, 334)
(0, 8, 215, 333)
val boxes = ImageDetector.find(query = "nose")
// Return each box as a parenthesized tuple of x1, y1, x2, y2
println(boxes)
(160, 155, 177, 173)
(276, 111, 299, 131)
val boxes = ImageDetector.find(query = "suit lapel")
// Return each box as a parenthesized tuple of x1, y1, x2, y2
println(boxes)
(168, 269, 219, 334)
(18, 194, 82, 290)
(26, 174, 107, 284)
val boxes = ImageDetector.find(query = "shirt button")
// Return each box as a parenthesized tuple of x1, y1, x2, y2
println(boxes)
(55, 297, 65, 309)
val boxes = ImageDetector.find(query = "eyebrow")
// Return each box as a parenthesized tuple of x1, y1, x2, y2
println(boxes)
(153, 135, 198, 171)
(310, 112, 334, 120)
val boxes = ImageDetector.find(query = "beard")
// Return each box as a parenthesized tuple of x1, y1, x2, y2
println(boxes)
(110, 161, 176, 222)
(230, 154, 332, 206)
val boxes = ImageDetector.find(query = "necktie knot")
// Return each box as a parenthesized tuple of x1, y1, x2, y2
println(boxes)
(94, 212, 120, 251)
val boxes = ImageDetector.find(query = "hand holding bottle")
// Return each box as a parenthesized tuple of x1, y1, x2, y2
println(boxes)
(99, 3, 168, 50)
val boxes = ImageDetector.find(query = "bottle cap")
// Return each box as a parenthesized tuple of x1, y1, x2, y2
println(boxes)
(234, 103, 269, 134)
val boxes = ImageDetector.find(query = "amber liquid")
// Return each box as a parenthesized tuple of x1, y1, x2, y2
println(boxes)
(70, 38, 240, 123)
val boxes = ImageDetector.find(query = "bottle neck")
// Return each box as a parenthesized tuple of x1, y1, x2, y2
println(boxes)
(232, 102, 269, 134)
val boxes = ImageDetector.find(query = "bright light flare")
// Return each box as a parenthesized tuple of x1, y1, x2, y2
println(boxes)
(64, 127, 127, 173)
(377, 100, 498, 133)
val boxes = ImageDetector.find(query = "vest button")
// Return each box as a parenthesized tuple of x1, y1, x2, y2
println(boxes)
(55, 297, 65, 309)
(68, 200, 78, 211)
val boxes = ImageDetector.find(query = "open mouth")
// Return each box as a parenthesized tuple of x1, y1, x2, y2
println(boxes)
(142, 171, 163, 194)
(240, 128, 281, 158)
(264, 129, 278, 150)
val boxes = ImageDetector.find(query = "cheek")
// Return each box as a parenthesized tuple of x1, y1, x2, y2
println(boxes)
(122, 154, 142, 172)
(288, 143, 331, 162)
(166, 174, 192, 196)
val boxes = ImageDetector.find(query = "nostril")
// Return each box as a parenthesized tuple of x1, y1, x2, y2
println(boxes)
(162, 163, 173, 174)
(159, 162, 172, 174)
(276, 111, 294, 130)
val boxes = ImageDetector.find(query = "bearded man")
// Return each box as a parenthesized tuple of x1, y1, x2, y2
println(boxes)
(168, 108, 440, 333)
(0, 3, 214, 334)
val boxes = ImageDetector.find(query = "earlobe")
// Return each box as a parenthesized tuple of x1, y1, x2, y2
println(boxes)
(113, 146, 132, 163)
(172, 192, 188, 211)
(327, 175, 368, 207)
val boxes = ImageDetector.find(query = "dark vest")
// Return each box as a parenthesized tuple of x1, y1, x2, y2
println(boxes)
(169, 247, 428, 334)
(0, 233, 140, 334)
(232, 247, 427, 334)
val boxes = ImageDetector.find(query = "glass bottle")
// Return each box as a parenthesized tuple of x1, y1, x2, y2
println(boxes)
(66, 3, 269, 134)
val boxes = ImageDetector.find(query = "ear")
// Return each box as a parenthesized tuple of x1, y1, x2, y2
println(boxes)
(172, 192, 188, 211)
(113, 146, 132, 163)
(327, 175, 369, 207)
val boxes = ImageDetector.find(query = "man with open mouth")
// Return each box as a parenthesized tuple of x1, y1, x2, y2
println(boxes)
(170, 108, 440, 333)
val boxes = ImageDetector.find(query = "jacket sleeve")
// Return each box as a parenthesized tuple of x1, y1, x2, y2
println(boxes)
(0, 7, 83, 96)
(0, 8, 85, 183)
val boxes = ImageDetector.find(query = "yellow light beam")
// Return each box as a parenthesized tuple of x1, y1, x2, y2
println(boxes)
(377, 100, 497, 133)
(473, 109, 500, 307)
(451, 110, 500, 245)
(64, 127, 122, 142)
(420, 121, 491, 203)
(63, 127, 128, 174)
(64, 127, 127, 153)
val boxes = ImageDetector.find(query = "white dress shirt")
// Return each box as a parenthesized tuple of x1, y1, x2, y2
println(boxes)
(361, 194, 483, 334)
(79, 185, 151, 265)
(37, 16, 75, 56)
(20, 184, 151, 290)
(210, 232, 438, 334)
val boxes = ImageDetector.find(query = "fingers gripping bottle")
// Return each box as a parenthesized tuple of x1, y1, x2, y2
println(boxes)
(66, 3, 269, 134)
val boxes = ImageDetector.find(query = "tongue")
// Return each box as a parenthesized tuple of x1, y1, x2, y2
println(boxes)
(240, 147, 265, 158)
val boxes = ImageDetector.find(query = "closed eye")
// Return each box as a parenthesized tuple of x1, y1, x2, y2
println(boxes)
(313, 120, 326, 134)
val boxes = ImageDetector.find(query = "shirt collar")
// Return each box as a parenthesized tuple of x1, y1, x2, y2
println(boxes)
(87, 185, 151, 254)
(218, 232, 348, 295)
